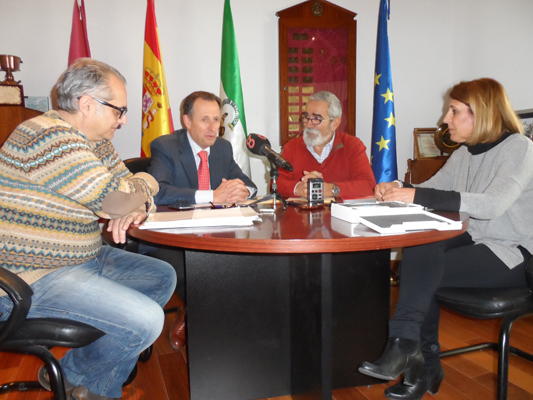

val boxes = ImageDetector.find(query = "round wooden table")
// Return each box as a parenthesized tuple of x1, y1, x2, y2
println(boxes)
(128, 206, 468, 400)
(129, 206, 468, 253)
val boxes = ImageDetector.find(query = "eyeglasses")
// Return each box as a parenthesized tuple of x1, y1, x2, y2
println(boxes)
(78, 96, 128, 119)
(300, 114, 334, 126)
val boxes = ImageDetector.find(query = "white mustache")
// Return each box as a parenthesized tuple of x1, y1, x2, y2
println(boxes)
(304, 128, 320, 135)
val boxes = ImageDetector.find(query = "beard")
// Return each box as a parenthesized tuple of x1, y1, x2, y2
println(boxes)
(303, 128, 328, 147)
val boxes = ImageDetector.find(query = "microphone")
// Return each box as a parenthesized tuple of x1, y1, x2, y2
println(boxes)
(246, 134, 293, 172)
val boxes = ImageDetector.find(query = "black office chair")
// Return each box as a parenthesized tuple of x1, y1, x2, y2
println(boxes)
(124, 157, 151, 174)
(436, 256, 533, 400)
(103, 157, 152, 253)
(0, 267, 105, 400)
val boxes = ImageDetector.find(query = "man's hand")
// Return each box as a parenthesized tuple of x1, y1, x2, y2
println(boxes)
(374, 181, 416, 203)
(213, 178, 250, 203)
(295, 171, 333, 198)
(107, 209, 148, 244)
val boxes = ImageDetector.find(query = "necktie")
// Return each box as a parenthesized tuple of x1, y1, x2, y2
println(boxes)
(198, 150, 210, 190)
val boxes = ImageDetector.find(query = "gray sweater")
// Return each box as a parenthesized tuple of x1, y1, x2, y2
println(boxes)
(417, 133, 533, 269)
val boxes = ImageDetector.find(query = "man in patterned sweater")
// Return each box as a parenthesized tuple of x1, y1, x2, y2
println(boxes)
(0, 59, 176, 400)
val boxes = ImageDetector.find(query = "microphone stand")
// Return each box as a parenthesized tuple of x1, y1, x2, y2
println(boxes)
(248, 161, 287, 209)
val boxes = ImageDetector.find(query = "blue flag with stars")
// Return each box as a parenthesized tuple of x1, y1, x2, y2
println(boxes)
(371, 0, 397, 183)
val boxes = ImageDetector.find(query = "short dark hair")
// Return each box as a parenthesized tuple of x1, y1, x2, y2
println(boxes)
(182, 91, 221, 118)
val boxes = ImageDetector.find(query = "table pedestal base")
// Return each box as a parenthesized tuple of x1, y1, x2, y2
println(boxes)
(185, 250, 390, 400)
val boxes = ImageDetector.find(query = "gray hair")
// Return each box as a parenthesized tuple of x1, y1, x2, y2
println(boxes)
(308, 91, 342, 119)
(56, 58, 126, 112)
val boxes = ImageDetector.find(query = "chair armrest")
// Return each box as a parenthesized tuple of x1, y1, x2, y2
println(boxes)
(0, 268, 33, 344)
(0, 268, 33, 302)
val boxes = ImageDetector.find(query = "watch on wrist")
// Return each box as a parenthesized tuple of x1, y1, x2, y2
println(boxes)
(331, 183, 340, 197)
(393, 180, 404, 188)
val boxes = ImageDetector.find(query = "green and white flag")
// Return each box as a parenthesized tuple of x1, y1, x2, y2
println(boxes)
(220, 0, 251, 177)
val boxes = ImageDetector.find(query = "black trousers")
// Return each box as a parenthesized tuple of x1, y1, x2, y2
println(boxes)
(390, 232, 529, 368)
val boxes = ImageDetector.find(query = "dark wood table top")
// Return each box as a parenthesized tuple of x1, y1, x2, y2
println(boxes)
(126, 205, 468, 254)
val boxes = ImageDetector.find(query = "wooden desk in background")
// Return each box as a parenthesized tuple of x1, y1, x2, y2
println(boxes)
(128, 206, 468, 400)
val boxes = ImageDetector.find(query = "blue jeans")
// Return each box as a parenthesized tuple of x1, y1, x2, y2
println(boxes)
(0, 246, 176, 398)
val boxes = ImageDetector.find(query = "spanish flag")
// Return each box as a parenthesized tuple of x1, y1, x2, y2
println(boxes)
(141, 0, 174, 157)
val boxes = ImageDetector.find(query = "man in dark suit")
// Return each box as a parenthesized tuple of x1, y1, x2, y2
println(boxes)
(147, 91, 257, 351)
(148, 91, 256, 205)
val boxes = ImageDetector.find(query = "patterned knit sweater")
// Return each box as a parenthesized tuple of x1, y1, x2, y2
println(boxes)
(0, 110, 158, 286)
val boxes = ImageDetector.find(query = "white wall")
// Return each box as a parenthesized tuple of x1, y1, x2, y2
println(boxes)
(451, 0, 533, 112)
(2, 0, 532, 195)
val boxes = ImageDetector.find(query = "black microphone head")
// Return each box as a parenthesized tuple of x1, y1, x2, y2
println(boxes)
(246, 133, 271, 155)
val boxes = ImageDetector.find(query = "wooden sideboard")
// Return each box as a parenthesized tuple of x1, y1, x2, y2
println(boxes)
(0, 105, 43, 147)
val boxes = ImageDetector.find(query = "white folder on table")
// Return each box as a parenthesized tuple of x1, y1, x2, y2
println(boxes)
(140, 207, 261, 230)
(331, 202, 462, 234)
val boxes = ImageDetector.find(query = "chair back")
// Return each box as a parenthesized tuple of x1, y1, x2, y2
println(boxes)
(124, 157, 151, 174)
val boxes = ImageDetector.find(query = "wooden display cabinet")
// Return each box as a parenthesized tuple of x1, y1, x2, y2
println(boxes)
(277, 0, 357, 146)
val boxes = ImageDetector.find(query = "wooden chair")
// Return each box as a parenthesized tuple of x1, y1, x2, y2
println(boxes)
(404, 157, 448, 184)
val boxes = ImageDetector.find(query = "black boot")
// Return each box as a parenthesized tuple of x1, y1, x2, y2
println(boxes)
(384, 363, 444, 400)
(358, 338, 424, 386)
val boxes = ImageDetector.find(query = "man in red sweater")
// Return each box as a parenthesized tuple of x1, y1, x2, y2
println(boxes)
(277, 91, 376, 199)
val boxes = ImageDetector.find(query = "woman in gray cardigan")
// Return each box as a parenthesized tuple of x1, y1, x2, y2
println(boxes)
(359, 78, 533, 400)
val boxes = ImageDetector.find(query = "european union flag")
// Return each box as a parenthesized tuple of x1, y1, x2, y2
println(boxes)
(371, 0, 397, 183)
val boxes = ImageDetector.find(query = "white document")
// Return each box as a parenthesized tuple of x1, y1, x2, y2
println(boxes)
(331, 202, 462, 234)
(330, 217, 395, 237)
(140, 207, 262, 230)
(331, 202, 424, 223)
(357, 212, 462, 234)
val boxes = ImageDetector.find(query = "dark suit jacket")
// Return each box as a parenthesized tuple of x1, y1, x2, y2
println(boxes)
(148, 128, 257, 205)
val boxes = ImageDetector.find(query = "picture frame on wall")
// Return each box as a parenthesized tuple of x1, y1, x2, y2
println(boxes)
(25, 96, 50, 113)
(413, 128, 441, 159)
(517, 108, 533, 140)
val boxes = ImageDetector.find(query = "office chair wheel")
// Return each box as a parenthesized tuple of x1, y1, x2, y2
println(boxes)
(139, 345, 152, 363)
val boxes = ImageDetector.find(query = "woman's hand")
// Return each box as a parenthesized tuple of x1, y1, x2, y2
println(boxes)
(374, 181, 416, 203)
(374, 182, 398, 201)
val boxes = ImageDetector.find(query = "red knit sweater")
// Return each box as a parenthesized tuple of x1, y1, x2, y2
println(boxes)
(277, 132, 376, 199)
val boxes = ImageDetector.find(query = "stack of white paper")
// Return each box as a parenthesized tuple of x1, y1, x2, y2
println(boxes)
(140, 207, 261, 230)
